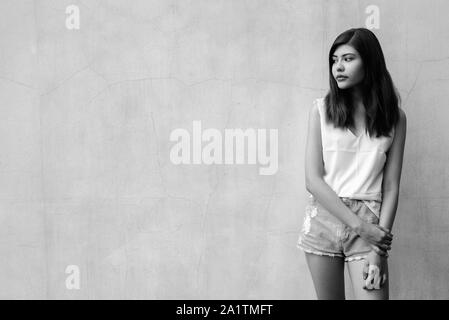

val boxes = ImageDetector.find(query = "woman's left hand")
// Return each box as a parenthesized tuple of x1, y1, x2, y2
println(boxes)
(363, 250, 388, 290)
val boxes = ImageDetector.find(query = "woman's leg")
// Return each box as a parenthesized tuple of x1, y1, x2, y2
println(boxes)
(305, 252, 345, 300)
(346, 260, 389, 300)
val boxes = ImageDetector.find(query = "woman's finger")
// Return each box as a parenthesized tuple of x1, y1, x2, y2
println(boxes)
(371, 245, 387, 256)
(383, 233, 393, 241)
(378, 225, 393, 237)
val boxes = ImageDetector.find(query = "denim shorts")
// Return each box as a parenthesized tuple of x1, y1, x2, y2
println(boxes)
(297, 194, 381, 262)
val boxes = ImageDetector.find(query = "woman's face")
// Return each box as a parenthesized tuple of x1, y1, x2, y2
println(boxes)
(331, 44, 364, 90)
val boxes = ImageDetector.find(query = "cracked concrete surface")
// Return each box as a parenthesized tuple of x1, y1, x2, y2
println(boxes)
(0, 0, 448, 299)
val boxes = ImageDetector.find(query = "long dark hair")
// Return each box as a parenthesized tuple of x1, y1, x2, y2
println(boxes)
(324, 28, 400, 138)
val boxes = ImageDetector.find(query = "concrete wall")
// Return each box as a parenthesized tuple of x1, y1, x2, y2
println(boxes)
(0, 0, 448, 299)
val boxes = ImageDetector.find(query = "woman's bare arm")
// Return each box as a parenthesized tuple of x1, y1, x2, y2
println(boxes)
(379, 108, 407, 231)
(304, 101, 362, 230)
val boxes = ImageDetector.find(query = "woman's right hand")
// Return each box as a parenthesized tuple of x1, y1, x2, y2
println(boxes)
(355, 221, 393, 256)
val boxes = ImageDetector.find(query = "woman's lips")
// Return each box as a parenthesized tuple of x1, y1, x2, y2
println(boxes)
(336, 76, 348, 81)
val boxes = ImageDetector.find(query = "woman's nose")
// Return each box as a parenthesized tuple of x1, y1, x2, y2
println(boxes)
(336, 61, 344, 71)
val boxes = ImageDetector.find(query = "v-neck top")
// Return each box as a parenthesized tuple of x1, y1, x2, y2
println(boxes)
(315, 98, 395, 202)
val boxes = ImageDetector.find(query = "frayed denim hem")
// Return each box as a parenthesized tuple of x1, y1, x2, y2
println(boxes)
(344, 255, 368, 262)
(297, 243, 345, 259)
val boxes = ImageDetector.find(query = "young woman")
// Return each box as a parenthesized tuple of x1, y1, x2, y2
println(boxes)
(297, 28, 407, 300)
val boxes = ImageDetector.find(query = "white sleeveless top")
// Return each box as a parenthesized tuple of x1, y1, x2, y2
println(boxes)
(315, 97, 395, 202)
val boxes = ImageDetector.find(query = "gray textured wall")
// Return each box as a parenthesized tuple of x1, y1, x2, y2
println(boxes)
(0, 0, 448, 299)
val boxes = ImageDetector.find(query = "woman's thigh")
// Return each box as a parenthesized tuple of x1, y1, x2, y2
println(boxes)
(346, 260, 389, 300)
(305, 253, 345, 300)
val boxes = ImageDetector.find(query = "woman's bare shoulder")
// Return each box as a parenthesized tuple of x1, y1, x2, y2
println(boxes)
(311, 97, 324, 114)
(396, 107, 407, 131)
(309, 97, 326, 124)
(398, 107, 407, 121)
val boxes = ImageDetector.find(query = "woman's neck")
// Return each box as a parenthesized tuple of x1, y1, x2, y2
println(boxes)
(349, 85, 365, 113)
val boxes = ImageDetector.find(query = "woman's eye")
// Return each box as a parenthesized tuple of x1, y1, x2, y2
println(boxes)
(345, 58, 353, 62)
